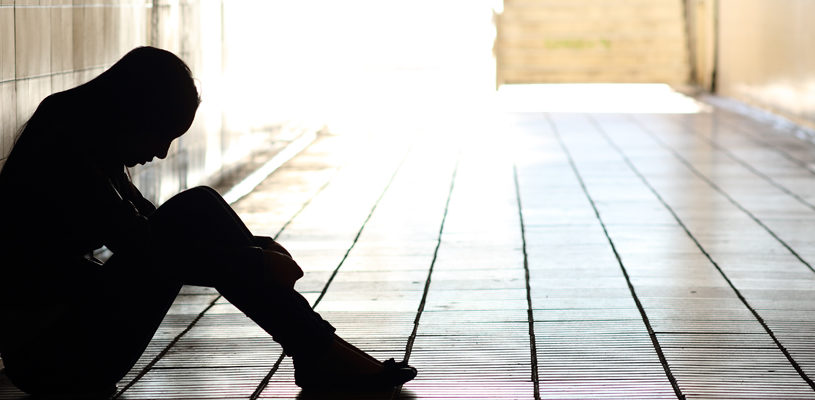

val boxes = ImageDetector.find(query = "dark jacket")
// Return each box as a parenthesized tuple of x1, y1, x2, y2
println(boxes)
(0, 93, 155, 354)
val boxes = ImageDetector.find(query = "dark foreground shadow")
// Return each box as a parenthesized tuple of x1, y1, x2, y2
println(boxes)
(0, 370, 27, 399)
(297, 388, 416, 400)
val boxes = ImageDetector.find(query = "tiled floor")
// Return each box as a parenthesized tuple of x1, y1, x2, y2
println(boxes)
(2, 86, 815, 399)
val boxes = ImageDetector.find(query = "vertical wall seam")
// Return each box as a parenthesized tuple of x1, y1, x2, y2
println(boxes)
(680, 0, 695, 84)
(11, 0, 18, 145)
(150, 0, 158, 47)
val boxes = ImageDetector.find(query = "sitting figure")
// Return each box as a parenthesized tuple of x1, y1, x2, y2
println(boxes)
(0, 46, 416, 398)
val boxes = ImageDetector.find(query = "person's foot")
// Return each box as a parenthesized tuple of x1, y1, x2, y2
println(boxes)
(293, 337, 417, 390)
(294, 357, 417, 391)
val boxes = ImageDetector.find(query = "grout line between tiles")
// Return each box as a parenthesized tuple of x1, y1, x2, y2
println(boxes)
(112, 294, 222, 398)
(709, 109, 815, 176)
(600, 115, 815, 392)
(548, 114, 685, 400)
(0, 65, 108, 85)
(310, 149, 411, 308)
(7, 3, 145, 10)
(270, 168, 343, 240)
(513, 164, 541, 400)
(394, 157, 459, 399)
(666, 115, 815, 212)
(252, 146, 411, 399)
(248, 168, 342, 399)
(249, 353, 286, 400)
(629, 115, 815, 275)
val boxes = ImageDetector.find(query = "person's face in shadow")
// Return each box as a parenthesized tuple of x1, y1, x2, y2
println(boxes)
(120, 128, 184, 167)
(87, 46, 200, 168)
(115, 110, 194, 167)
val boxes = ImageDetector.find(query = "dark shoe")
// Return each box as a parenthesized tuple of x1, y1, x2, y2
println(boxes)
(295, 358, 417, 391)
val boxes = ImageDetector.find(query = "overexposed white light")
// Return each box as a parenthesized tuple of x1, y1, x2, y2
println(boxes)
(222, 0, 497, 140)
(497, 83, 710, 114)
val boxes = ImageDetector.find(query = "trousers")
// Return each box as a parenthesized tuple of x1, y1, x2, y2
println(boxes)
(2, 186, 335, 394)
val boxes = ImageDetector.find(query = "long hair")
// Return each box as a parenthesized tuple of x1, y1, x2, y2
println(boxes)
(79, 46, 201, 139)
(15, 47, 200, 147)
(4, 47, 200, 178)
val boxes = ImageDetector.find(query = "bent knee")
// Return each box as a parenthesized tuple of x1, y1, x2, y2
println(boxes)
(149, 186, 241, 240)
(157, 186, 224, 212)
(167, 185, 220, 203)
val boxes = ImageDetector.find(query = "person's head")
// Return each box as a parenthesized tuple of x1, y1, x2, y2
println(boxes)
(86, 46, 200, 167)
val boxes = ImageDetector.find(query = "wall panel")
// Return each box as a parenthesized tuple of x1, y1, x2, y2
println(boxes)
(15, 6, 51, 78)
(0, 7, 14, 81)
(51, 4, 73, 73)
(0, 81, 16, 158)
(717, 0, 815, 127)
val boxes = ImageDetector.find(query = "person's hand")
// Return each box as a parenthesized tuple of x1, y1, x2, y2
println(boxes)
(261, 249, 304, 288)
(254, 236, 292, 257)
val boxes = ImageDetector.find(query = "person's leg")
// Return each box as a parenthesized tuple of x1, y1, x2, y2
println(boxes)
(150, 185, 254, 247)
(147, 186, 337, 359)
(3, 186, 413, 396)
(1, 187, 249, 395)
(149, 187, 416, 388)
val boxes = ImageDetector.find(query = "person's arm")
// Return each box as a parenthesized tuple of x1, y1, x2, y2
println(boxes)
(99, 175, 152, 254)
(53, 159, 152, 256)
(253, 235, 292, 257)
(98, 173, 303, 286)
(209, 237, 302, 287)
(253, 236, 303, 286)
(118, 174, 157, 216)
(261, 248, 303, 288)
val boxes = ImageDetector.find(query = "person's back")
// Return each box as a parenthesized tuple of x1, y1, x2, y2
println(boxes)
(0, 91, 114, 359)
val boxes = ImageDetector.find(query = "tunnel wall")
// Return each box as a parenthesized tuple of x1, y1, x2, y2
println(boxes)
(495, 0, 691, 85)
(0, 1, 278, 204)
(710, 0, 815, 127)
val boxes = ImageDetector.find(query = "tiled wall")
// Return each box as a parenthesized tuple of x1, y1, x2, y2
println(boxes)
(0, 0, 273, 204)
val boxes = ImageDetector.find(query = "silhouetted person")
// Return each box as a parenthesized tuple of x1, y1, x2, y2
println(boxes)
(0, 46, 416, 398)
